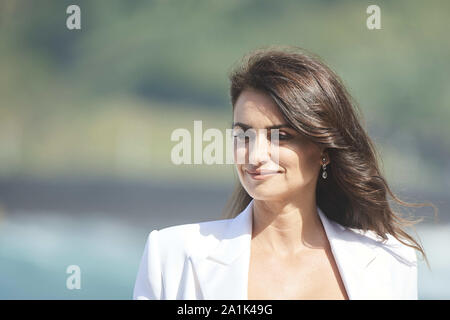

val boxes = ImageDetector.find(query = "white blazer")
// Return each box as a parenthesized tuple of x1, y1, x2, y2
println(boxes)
(133, 199, 418, 300)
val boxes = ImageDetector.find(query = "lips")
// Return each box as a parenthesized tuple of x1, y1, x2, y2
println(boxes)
(246, 169, 280, 175)
(245, 169, 281, 180)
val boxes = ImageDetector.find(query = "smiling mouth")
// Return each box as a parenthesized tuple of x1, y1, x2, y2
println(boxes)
(245, 169, 281, 179)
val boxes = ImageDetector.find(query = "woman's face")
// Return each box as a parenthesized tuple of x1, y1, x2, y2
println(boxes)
(232, 89, 325, 201)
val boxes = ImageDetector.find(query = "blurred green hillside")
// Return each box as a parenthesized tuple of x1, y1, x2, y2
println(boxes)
(0, 0, 449, 191)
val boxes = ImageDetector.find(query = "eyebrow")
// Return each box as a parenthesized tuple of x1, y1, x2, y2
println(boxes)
(231, 122, 294, 130)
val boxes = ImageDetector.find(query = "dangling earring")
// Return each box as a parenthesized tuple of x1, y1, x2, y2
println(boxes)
(322, 157, 327, 179)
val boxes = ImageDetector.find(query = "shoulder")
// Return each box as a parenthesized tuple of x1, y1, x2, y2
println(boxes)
(134, 218, 231, 300)
(383, 233, 418, 264)
(346, 227, 418, 299)
(374, 233, 418, 299)
(324, 212, 418, 268)
(374, 231, 417, 265)
(145, 217, 232, 262)
(350, 227, 418, 267)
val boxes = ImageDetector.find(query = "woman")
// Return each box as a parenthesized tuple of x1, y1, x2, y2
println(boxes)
(133, 46, 436, 300)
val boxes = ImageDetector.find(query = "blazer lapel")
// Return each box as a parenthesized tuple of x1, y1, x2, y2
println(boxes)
(190, 199, 386, 300)
(317, 207, 383, 299)
(189, 200, 253, 299)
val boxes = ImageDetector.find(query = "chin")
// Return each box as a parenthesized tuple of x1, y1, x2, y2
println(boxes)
(244, 187, 287, 201)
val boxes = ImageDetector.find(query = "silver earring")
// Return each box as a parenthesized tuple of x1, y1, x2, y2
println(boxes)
(322, 157, 327, 179)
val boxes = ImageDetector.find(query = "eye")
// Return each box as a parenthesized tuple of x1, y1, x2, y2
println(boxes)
(279, 133, 291, 140)
(269, 131, 292, 141)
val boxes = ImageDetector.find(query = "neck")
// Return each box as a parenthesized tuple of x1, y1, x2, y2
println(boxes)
(251, 190, 328, 256)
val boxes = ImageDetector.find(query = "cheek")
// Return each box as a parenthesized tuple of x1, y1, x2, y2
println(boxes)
(280, 145, 319, 176)
(278, 148, 301, 171)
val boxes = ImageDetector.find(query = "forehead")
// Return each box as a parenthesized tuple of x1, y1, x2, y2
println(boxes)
(233, 89, 286, 126)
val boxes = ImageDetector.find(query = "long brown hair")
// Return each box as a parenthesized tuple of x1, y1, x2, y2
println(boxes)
(222, 45, 438, 267)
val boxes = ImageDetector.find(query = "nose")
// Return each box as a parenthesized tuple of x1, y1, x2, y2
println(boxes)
(248, 130, 271, 165)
